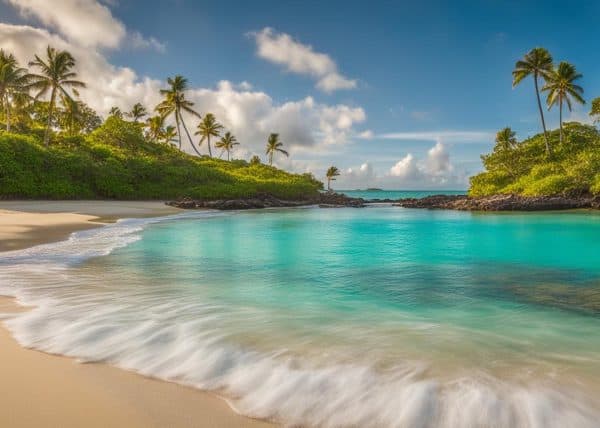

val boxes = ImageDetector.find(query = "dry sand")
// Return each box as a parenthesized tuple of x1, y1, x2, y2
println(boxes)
(0, 201, 275, 428)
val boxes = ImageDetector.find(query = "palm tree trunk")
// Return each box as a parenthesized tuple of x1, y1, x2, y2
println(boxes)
(180, 115, 202, 156)
(534, 74, 550, 154)
(227, 151, 230, 161)
(327, 178, 331, 191)
(207, 136, 212, 158)
(5, 96, 11, 132)
(175, 111, 182, 150)
(269, 152, 273, 166)
(44, 88, 56, 147)
(559, 97, 563, 144)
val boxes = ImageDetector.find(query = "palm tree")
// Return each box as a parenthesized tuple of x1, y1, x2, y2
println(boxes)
(127, 102, 147, 122)
(250, 154, 261, 165)
(195, 113, 223, 157)
(108, 106, 123, 118)
(28, 46, 85, 146)
(215, 131, 239, 160)
(542, 62, 585, 144)
(60, 94, 84, 136)
(512, 47, 554, 153)
(0, 50, 30, 132)
(325, 166, 340, 191)
(145, 115, 165, 142)
(495, 127, 517, 150)
(265, 133, 288, 166)
(163, 125, 177, 145)
(155, 75, 201, 154)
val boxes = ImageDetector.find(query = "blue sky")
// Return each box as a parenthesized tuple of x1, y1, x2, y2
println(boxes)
(1, 0, 599, 189)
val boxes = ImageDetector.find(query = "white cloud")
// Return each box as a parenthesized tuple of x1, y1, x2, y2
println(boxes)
(363, 130, 493, 144)
(251, 27, 357, 93)
(358, 130, 374, 139)
(425, 141, 452, 176)
(389, 154, 421, 179)
(4, 0, 163, 51)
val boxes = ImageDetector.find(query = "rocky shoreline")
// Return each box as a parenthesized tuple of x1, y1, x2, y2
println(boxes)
(167, 192, 600, 211)
(166, 192, 366, 210)
(394, 194, 600, 211)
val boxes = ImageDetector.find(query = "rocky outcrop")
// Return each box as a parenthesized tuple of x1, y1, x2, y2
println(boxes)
(167, 192, 365, 210)
(395, 194, 600, 211)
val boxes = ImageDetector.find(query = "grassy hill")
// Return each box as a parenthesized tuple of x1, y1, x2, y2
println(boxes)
(469, 122, 600, 197)
(0, 117, 323, 200)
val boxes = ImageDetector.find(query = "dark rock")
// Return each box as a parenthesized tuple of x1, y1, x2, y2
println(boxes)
(167, 191, 367, 210)
(394, 194, 599, 211)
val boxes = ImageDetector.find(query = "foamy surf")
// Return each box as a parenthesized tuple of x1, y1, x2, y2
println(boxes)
(1, 208, 599, 427)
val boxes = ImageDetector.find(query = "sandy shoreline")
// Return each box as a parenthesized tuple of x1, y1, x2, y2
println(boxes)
(0, 201, 275, 428)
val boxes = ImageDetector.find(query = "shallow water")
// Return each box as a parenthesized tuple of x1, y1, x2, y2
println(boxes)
(340, 189, 466, 200)
(1, 206, 600, 427)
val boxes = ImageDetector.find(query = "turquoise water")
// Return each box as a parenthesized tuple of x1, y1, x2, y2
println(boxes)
(340, 189, 466, 200)
(1, 206, 600, 427)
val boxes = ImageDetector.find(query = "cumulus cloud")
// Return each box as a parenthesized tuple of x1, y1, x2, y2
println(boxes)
(251, 27, 357, 93)
(425, 142, 452, 176)
(188, 82, 365, 154)
(4, 0, 163, 51)
(389, 154, 421, 179)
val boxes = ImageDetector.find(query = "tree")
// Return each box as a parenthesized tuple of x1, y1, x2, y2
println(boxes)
(265, 133, 288, 166)
(542, 62, 585, 144)
(0, 49, 30, 132)
(58, 95, 101, 135)
(512, 47, 554, 153)
(163, 125, 177, 145)
(495, 127, 517, 150)
(325, 166, 340, 190)
(108, 106, 123, 119)
(215, 131, 239, 160)
(155, 75, 201, 154)
(28, 46, 85, 146)
(195, 113, 223, 157)
(127, 102, 147, 122)
(145, 115, 165, 142)
(250, 155, 261, 165)
(590, 97, 600, 123)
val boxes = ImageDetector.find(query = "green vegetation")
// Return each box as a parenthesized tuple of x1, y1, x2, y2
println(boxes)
(469, 123, 600, 197)
(0, 117, 322, 200)
(472, 47, 599, 198)
(0, 45, 323, 200)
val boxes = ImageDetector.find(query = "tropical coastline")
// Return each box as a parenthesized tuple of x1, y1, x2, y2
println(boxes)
(1, 2, 600, 427)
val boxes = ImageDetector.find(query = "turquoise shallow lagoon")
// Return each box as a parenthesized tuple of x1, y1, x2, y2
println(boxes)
(341, 189, 466, 199)
(1, 206, 600, 427)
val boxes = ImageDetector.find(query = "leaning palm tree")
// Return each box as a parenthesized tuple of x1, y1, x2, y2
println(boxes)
(215, 131, 239, 160)
(28, 46, 85, 146)
(155, 75, 201, 154)
(512, 47, 554, 153)
(325, 166, 340, 191)
(195, 113, 223, 157)
(0, 50, 30, 131)
(265, 133, 288, 166)
(127, 102, 147, 122)
(495, 127, 517, 150)
(542, 62, 585, 144)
